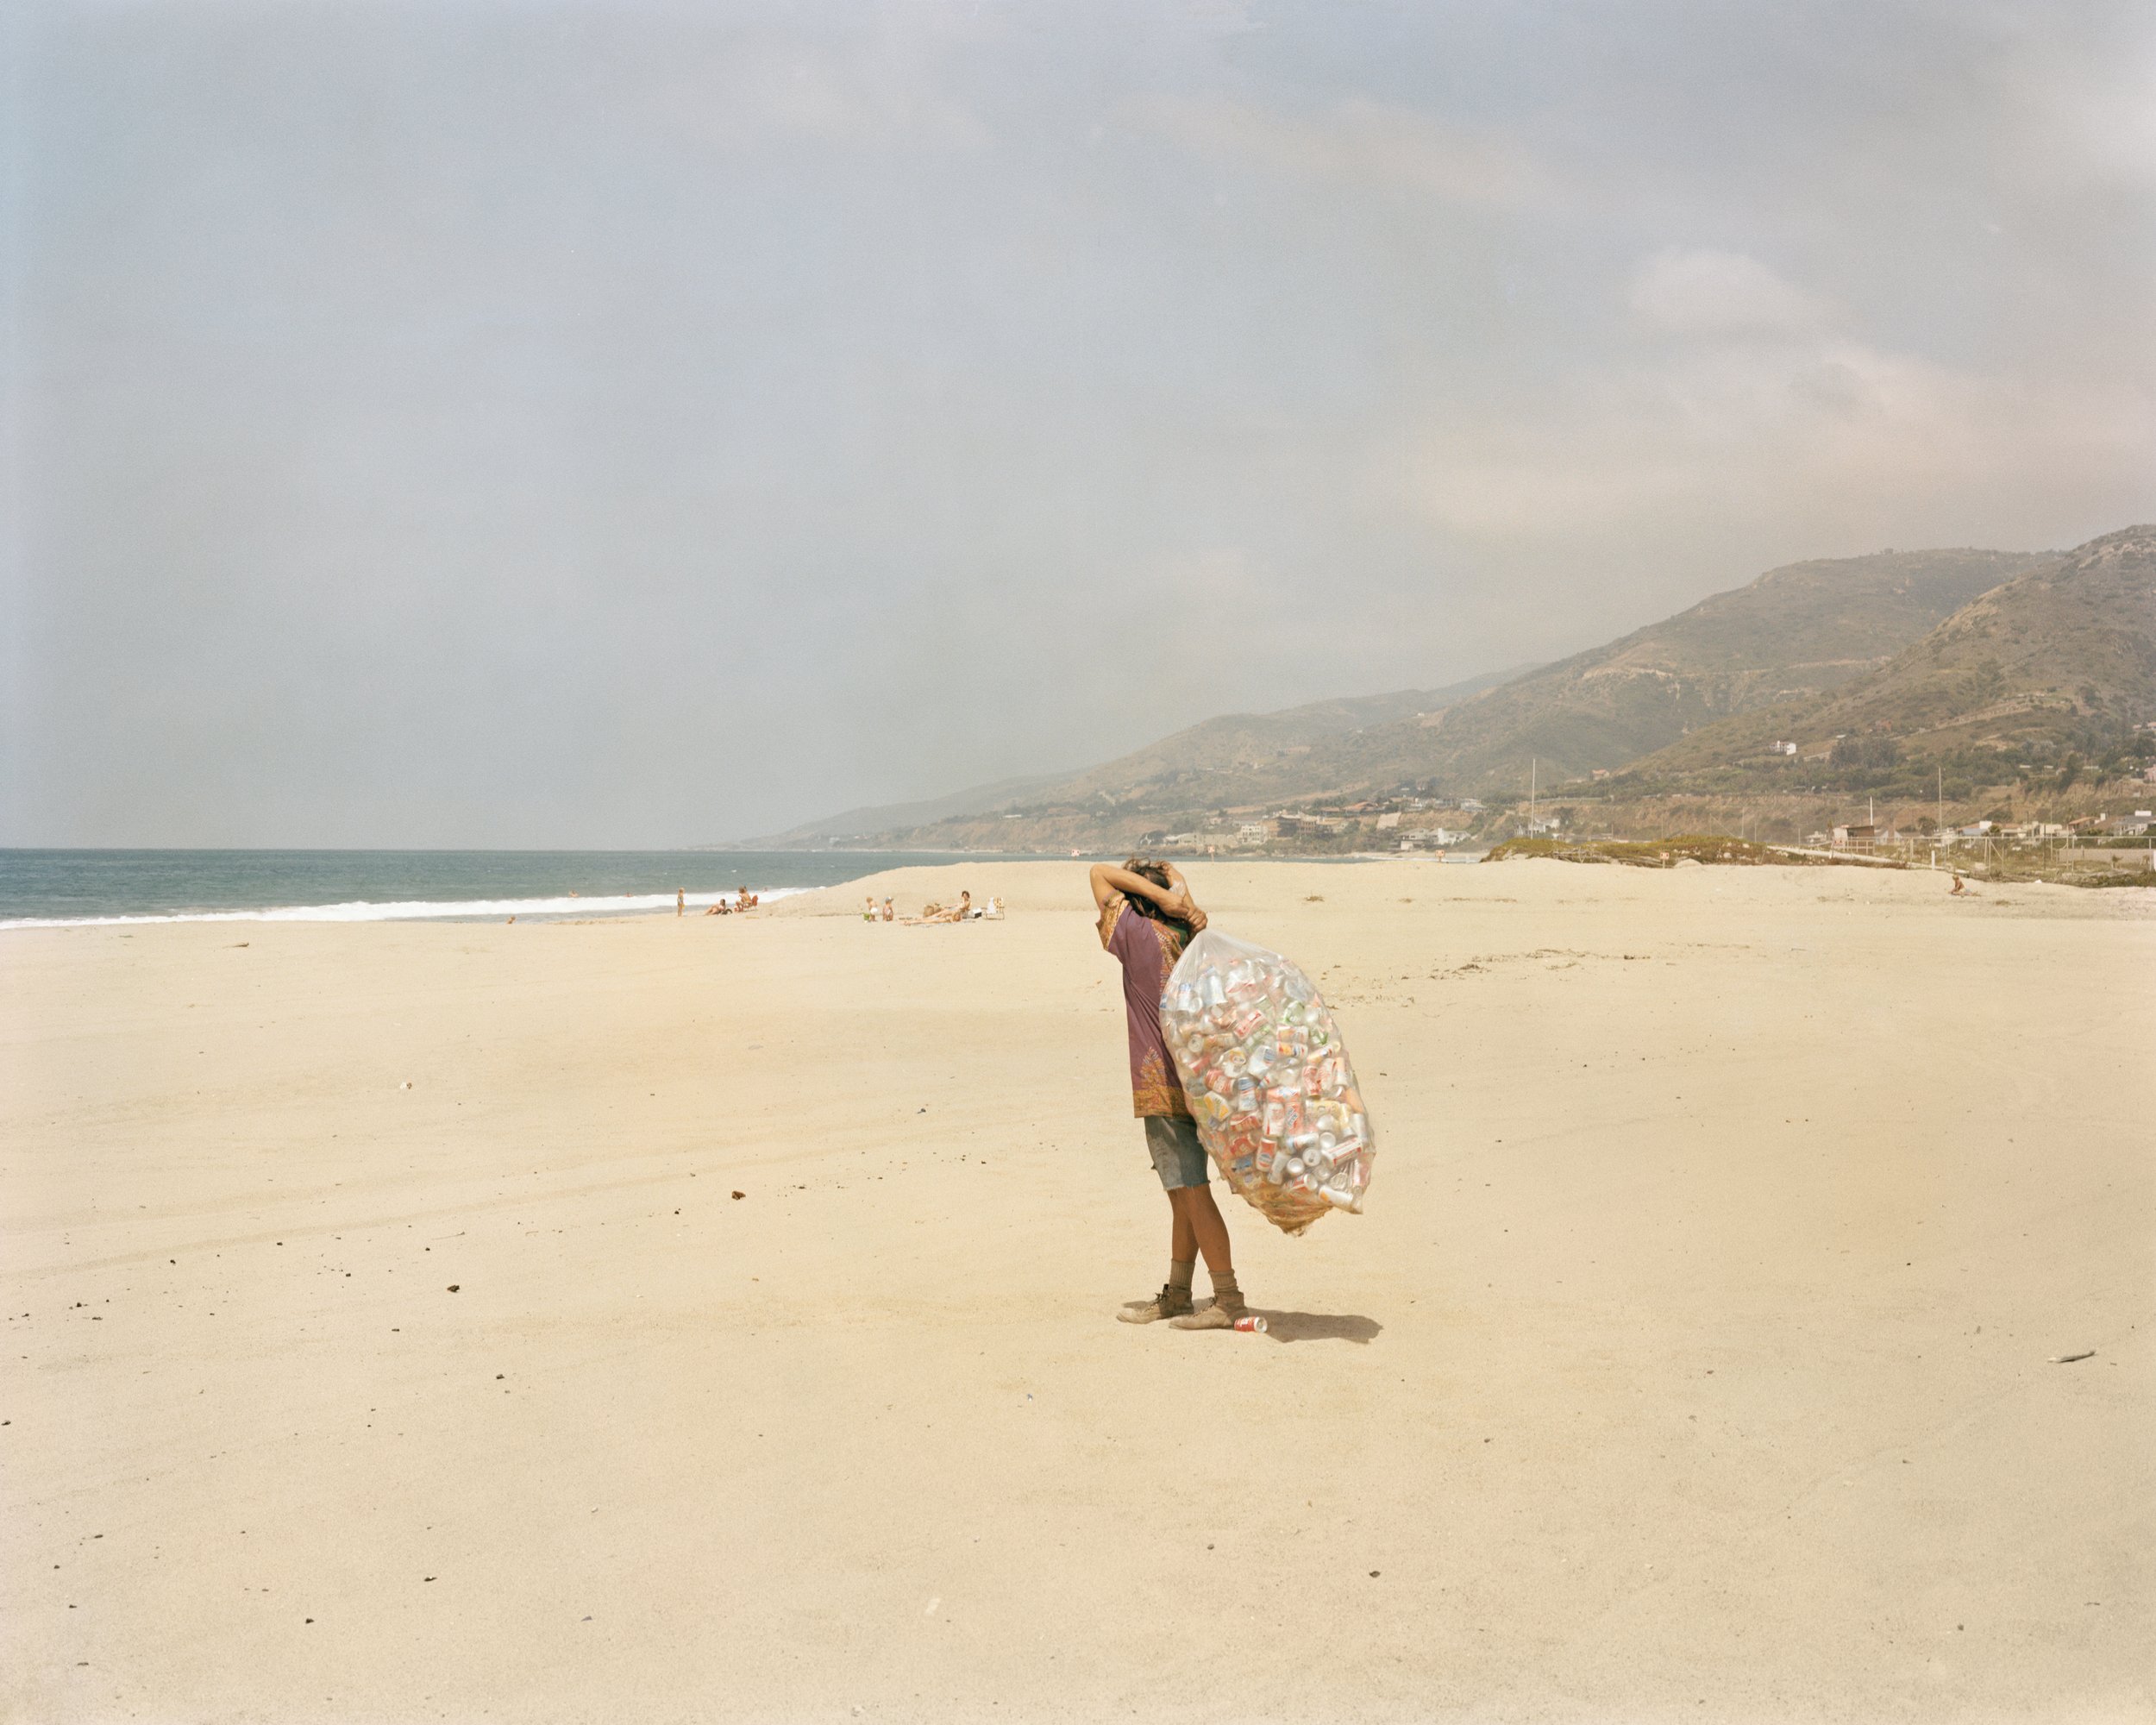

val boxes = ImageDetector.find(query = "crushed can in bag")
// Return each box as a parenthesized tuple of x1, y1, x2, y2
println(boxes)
(1161, 928, 1377, 1235)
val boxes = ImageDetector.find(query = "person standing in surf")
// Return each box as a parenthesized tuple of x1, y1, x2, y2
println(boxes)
(1090, 858, 1250, 1330)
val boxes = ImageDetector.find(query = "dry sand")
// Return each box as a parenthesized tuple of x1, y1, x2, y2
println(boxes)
(4, 858, 2153, 1723)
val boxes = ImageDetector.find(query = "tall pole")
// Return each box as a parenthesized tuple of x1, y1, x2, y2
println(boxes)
(1529, 757, 1537, 831)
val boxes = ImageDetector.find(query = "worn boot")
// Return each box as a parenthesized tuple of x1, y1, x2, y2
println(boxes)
(1169, 1274, 1248, 1330)
(1117, 1283, 1195, 1324)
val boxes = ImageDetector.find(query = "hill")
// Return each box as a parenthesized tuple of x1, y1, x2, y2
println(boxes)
(744, 665, 1532, 847)
(1351, 545, 2055, 797)
(1628, 526, 2156, 787)
(746, 543, 2057, 850)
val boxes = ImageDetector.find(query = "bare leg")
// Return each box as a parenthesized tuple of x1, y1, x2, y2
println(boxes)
(1169, 1190, 1197, 1265)
(1173, 1185, 1234, 1278)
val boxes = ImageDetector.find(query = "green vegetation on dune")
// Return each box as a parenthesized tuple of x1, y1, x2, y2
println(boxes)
(1484, 835, 1852, 869)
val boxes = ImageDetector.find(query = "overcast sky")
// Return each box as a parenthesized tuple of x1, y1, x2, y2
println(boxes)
(3, 0, 2152, 847)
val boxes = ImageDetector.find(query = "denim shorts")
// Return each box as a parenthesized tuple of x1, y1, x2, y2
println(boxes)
(1143, 1115, 1210, 1191)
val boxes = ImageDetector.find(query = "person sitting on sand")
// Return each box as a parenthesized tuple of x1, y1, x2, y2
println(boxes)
(705, 900, 729, 916)
(1091, 858, 1249, 1332)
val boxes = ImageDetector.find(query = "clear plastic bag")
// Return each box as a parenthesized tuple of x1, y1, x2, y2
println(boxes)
(1160, 928, 1376, 1235)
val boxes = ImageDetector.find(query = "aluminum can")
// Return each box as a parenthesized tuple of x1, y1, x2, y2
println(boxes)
(1233, 1315, 1268, 1333)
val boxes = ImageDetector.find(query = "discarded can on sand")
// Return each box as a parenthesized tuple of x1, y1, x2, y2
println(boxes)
(1233, 1314, 1268, 1333)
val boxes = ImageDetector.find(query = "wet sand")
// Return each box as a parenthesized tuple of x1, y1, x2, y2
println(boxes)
(4, 858, 2152, 1722)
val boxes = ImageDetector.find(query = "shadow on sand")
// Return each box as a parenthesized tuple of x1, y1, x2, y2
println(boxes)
(1257, 1310, 1382, 1346)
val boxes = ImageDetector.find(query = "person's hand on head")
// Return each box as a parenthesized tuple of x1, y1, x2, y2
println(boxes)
(1160, 878, 1204, 931)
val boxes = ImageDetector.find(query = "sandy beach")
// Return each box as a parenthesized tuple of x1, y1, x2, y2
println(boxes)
(4, 857, 2152, 1724)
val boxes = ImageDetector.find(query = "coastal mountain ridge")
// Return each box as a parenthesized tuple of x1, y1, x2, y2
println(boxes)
(733, 534, 2153, 850)
(746, 665, 1532, 847)
(1341, 545, 2052, 796)
(1629, 524, 2156, 778)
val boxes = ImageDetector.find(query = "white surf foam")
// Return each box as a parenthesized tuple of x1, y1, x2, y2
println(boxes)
(0, 887, 807, 932)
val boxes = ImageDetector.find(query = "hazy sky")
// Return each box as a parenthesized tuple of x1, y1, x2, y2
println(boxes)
(4, 0, 2152, 846)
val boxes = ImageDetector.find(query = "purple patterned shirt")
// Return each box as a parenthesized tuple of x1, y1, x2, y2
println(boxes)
(1099, 894, 1191, 1119)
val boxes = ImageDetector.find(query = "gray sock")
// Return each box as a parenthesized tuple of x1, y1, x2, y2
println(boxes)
(1209, 1269, 1240, 1301)
(1167, 1259, 1195, 1293)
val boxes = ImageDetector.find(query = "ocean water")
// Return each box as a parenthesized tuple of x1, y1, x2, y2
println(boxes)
(0, 850, 1022, 930)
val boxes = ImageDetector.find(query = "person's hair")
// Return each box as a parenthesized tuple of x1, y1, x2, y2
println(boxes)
(1120, 856, 1191, 937)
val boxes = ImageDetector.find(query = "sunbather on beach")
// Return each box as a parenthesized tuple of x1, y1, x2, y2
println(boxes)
(1090, 859, 1248, 1331)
